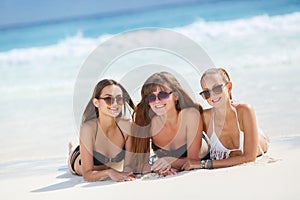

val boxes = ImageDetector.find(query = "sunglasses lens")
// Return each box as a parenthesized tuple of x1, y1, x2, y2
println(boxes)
(157, 91, 170, 100)
(146, 94, 156, 104)
(146, 92, 171, 104)
(201, 91, 210, 99)
(116, 96, 124, 105)
(200, 84, 224, 99)
(103, 97, 113, 105)
(100, 96, 124, 105)
(212, 85, 223, 94)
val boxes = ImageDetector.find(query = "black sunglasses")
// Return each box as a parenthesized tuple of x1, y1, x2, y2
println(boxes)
(199, 83, 227, 99)
(145, 91, 173, 104)
(96, 96, 124, 106)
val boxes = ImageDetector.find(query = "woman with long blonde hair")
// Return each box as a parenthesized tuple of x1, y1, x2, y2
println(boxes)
(182, 68, 269, 170)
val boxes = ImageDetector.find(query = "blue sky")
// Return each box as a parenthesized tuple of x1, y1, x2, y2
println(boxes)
(0, 0, 201, 28)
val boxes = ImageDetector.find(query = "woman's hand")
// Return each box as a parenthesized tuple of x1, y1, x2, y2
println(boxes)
(107, 170, 136, 182)
(181, 159, 201, 171)
(151, 157, 175, 175)
(157, 168, 177, 177)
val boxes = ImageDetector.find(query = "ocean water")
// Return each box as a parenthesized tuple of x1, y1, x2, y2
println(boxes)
(0, 0, 300, 162)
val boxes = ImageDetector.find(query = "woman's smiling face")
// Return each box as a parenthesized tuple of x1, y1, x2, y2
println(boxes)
(95, 84, 123, 117)
(201, 73, 229, 107)
(148, 86, 176, 116)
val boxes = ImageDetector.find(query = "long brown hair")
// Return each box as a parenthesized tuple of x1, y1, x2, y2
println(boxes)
(81, 79, 135, 124)
(131, 71, 203, 155)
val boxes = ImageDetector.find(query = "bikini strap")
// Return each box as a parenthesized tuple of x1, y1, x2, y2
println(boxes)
(233, 107, 242, 131)
(116, 121, 125, 140)
(95, 120, 125, 140)
(95, 120, 98, 140)
(233, 107, 244, 151)
(211, 109, 215, 133)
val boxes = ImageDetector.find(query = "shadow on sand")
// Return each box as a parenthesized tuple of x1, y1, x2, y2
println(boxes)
(31, 165, 116, 193)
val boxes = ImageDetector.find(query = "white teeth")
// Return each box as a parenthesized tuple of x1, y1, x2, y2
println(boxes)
(212, 97, 221, 103)
(155, 105, 165, 108)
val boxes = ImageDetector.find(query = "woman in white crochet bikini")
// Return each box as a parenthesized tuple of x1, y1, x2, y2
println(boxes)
(182, 68, 269, 170)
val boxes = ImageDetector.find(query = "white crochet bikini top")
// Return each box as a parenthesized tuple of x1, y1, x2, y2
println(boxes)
(210, 110, 244, 160)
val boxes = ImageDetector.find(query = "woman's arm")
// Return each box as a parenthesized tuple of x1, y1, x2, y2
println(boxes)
(117, 119, 133, 172)
(79, 122, 110, 181)
(183, 104, 258, 170)
(123, 133, 145, 174)
(186, 108, 203, 160)
(152, 108, 202, 171)
(80, 122, 134, 181)
(123, 134, 134, 172)
(170, 108, 203, 168)
(122, 119, 150, 174)
(212, 104, 258, 168)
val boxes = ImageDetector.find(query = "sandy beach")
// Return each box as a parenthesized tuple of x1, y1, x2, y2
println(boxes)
(1, 135, 299, 200)
(1, 1, 300, 200)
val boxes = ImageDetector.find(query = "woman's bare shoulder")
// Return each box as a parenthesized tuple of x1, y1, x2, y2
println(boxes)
(80, 119, 97, 138)
(117, 118, 132, 135)
(82, 118, 97, 128)
(203, 108, 212, 119)
(234, 103, 254, 116)
(181, 107, 200, 116)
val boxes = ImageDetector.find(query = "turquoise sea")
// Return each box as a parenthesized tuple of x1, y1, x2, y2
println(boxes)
(0, 0, 300, 162)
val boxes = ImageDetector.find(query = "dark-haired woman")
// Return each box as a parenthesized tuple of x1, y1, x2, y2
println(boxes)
(68, 79, 136, 182)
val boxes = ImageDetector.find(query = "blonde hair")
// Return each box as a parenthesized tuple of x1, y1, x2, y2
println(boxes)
(200, 68, 232, 99)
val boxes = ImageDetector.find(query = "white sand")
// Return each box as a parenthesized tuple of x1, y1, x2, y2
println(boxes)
(1, 136, 299, 200)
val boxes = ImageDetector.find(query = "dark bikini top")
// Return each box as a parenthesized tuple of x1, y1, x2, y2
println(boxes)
(151, 142, 187, 158)
(93, 122, 125, 166)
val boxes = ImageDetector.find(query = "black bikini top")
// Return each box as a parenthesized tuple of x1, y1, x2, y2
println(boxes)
(93, 122, 126, 166)
(93, 149, 125, 165)
(151, 142, 187, 158)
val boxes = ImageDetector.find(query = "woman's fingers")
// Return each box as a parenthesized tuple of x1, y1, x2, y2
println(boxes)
(182, 161, 193, 170)
(116, 172, 136, 182)
(158, 168, 177, 177)
(120, 176, 135, 182)
(150, 158, 162, 170)
(181, 162, 188, 170)
(186, 159, 203, 170)
(151, 158, 171, 172)
(121, 176, 135, 182)
(158, 165, 171, 174)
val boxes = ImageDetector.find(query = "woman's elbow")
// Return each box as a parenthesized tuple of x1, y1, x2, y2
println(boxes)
(82, 172, 93, 182)
(243, 154, 256, 163)
(82, 171, 97, 182)
(83, 176, 92, 182)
